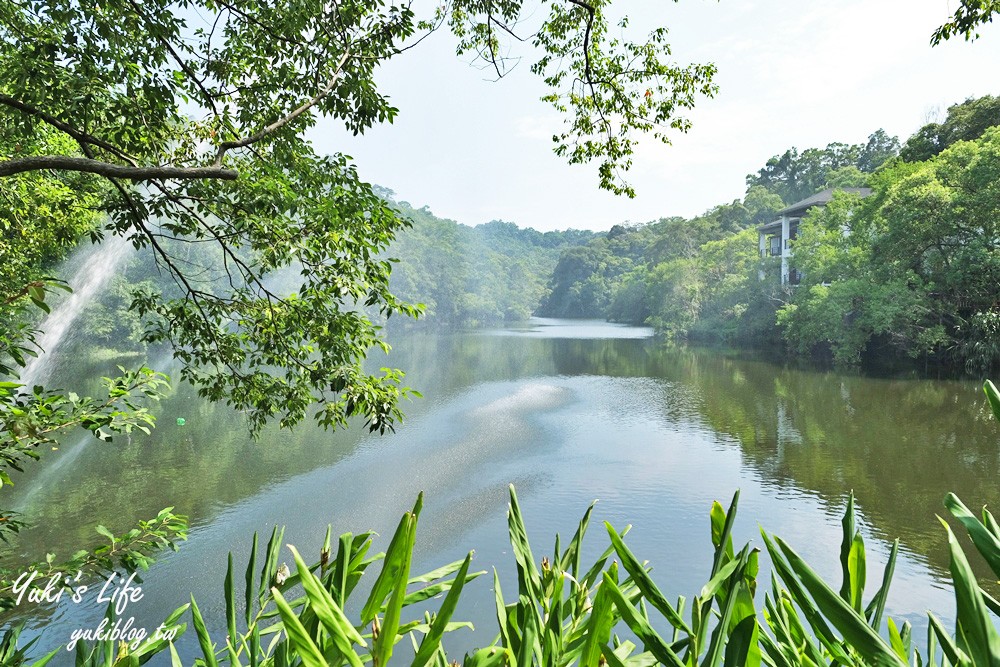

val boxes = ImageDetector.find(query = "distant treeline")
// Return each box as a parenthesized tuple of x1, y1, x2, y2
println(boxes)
(63, 93, 1000, 372)
(384, 200, 596, 328)
(537, 94, 1000, 370)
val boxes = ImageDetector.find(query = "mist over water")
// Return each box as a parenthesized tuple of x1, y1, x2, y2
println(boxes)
(19, 234, 132, 388)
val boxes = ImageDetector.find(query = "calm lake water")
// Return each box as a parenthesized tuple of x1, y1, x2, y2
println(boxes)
(4, 317, 998, 661)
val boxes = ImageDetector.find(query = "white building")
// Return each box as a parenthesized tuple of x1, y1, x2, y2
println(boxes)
(758, 187, 872, 285)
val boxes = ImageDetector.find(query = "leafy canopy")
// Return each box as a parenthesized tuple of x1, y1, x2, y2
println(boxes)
(0, 0, 718, 433)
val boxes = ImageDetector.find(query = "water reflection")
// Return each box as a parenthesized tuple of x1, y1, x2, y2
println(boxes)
(2, 318, 994, 657)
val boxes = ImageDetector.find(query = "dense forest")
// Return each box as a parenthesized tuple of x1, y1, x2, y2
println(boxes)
(538, 94, 1000, 371)
(384, 199, 596, 327)
(66, 93, 1000, 372)
(68, 198, 597, 348)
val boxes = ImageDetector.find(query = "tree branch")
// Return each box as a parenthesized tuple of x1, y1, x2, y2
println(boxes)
(124, 0, 220, 118)
(566, 0, 596, 83)
(213, 49, 352, 164)
(0, 94, 137, 165)
(0, 156, 237, 181)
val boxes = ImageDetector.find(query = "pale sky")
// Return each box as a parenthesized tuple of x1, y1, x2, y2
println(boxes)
(309, 0, 1000, 232)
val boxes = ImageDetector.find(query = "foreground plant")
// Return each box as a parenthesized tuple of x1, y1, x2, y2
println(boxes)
(0, 475, 976, 666)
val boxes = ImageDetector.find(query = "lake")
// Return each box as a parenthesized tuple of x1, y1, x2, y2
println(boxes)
(4, 317, 997, 661)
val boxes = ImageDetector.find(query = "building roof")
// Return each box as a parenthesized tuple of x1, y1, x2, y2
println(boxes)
(777, 187, 872, 217)
(758, 187, 873, 233)
(758, 219, 783, 233)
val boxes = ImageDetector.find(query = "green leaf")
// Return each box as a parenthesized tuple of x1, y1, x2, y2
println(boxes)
(599, 643, 630, 667)
(710, 491, 740, 578)
(27, 647, 59, 667)
(271, 587, 328, 667)
(579, 579, 616, 667)
(606, 521, 693, 635)
(507, 485, 543, 602)
(848, 531, 867, 613)
(939, 518, 1000, 666)
(515, 597, 541, 667)
(411, 552, 473, 667)
(723, 613, 759, 667)
(601, 573, 685, 667)
(259, 526, 285, 606)
(245, 532, 258, 626)
(492, 568, 510, 649)
(372, 499, 419, 667)
(287, 544, 366, 667)
(839, 491, 857, 604)
(984, 380, 1000, 422)
(887, 617, 908, 662)
(560, 500, 596, 578)
(702, 548, 748, 667)
(945, 493, 1000, 579)
(464, 646, 510, 667)
(224, 553, 238, 664)
(189, 596, 219, 667)
(361, 494, 421, 624)
(927, 612, 968, 666)
(699, 558, 741, 601)
(865, 538, 898, 632)
(770, 534, 905, 666)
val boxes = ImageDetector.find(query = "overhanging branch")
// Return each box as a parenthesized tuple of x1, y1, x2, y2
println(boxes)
(213, 49, 352, 164)
(0, 156, 238, 181)
(0, 94, 136, 164)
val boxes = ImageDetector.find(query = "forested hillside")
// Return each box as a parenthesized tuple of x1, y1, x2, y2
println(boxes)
(70, 199, 597, 346)
(40, 94, 1000, 370)
(538, 94, 1000, 370)
(385, 200, 596, 327)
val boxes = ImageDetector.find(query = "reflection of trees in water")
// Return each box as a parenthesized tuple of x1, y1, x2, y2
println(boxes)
(393, 333, 662, 392)
(396, 331, 1000, 588)
(647, 345, 999, 584)
(6, 331, 995, 618)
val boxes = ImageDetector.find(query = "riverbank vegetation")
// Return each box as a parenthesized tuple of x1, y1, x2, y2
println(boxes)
(65, 198, 596, 344)
(387, 201, 596, 328)
(537, 94, 1000, 371)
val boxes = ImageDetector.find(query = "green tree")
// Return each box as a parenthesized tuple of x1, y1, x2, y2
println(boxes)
(775, 126, 1000, 368)
(899, 95, 1000, 162)
(824, 165, 869, 189)
(932, 0, 1000, 42)
(775, 190, 935, 364)
(856, 128, 900, 173)
(538, 244, 618, 317)
(1, 0, 717, 431)
(385, 203, 593, 327)
(742, 184, 785, 227)
(747, 131, 898, 204)
(869, 128, 1000, 367)
(0, 125, 106, 297)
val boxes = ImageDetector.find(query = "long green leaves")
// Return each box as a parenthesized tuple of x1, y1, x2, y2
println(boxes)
(944, 493, 1000, 579)
(21, 485, 1000, 667)
(940, 519, 1000, 666)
